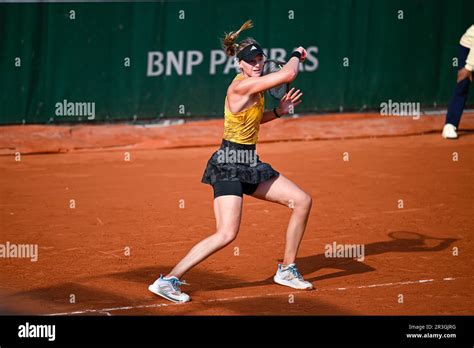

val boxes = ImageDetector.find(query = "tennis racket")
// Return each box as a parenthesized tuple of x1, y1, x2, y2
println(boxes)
(261, 60, 290, 100)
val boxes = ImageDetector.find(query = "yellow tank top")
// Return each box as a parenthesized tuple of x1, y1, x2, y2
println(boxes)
(222, 74, 265, 145)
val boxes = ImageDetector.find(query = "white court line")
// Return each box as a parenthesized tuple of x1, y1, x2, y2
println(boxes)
(45, 277, 456, 316)
(97, 250, 122, 259)
(382, 208, 424, 214)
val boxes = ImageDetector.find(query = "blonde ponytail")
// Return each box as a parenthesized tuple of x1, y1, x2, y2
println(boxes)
(222, 19, 254, 56)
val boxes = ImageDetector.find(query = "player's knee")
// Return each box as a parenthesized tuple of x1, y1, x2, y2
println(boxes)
(290, 192, 312, 212)
(298, 193, 312, 212)
(302, 193, 312, 210)
(216, 226, 239, 245)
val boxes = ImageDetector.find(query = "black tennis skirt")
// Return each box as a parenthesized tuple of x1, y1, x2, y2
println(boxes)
(201, 139, 280, 185)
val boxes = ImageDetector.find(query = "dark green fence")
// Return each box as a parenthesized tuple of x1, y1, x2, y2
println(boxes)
(0, 0, 473, 124)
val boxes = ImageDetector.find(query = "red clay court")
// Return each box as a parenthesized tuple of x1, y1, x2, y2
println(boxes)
(0, 112, 473, 315)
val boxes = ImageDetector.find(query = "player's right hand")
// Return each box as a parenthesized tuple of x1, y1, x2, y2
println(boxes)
(295, 47, 307, 63)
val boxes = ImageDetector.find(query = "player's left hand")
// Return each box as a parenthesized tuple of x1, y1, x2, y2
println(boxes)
(278, 87, 303, 115)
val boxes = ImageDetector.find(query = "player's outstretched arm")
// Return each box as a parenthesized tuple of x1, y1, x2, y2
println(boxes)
(233, 47, 306, 96)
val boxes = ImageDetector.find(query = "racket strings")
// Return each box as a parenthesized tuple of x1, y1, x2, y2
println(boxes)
(262, 60, 288, 100)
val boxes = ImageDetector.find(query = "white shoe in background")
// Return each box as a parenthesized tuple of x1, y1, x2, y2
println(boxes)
(442, 124, 458, 139)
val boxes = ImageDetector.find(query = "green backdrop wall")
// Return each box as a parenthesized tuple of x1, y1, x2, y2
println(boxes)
(0, 0, 473, 124)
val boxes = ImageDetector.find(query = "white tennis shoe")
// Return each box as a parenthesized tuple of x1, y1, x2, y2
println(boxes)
(148, 275, 190, 303)
(273, 263, 313, 290)
(442, 124, 458, 139)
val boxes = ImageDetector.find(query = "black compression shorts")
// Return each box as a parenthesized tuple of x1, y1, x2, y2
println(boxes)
(212, 180, 259, 198)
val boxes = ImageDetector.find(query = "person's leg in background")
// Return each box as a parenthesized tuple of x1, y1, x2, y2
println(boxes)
(443, 44, 472, 139)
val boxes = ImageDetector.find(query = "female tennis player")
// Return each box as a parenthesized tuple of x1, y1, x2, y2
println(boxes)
(149, 20, 313, 303)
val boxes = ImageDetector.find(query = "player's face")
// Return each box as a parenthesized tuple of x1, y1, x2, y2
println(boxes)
(240, 54, 264, 77)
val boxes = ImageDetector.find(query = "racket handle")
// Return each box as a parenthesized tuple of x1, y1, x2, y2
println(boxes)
(301, 49, 307, 62)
